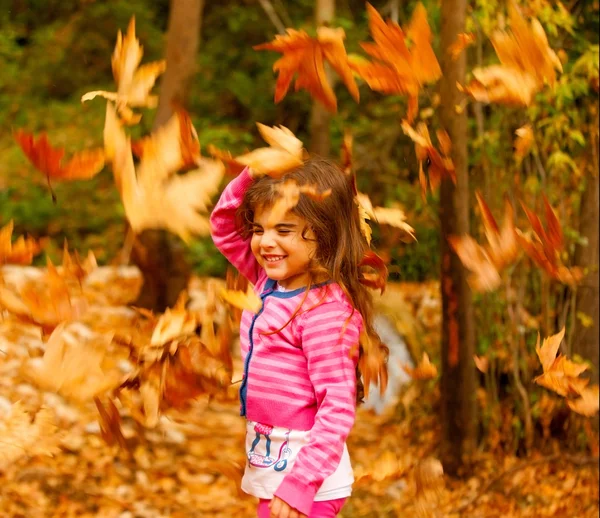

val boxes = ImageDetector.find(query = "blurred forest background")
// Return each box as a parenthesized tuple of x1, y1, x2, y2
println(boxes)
(1, 0, 599, 516)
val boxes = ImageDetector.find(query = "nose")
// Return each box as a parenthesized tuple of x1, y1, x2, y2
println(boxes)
(260, 230, 276, 249)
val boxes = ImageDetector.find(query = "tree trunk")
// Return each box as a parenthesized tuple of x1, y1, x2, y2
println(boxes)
(438, 0, 476, 476)
(308, 0, 335, 157)
(573, 171, 599, 385)
(132, 0, 205, 311)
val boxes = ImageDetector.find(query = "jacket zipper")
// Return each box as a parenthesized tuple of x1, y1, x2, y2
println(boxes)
(240, 286, 273, 416)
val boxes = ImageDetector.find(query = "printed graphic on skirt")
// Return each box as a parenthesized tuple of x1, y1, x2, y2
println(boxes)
(247, 422, 292, 472)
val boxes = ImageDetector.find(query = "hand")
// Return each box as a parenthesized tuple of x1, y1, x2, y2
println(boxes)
(269, 496, 307, 518)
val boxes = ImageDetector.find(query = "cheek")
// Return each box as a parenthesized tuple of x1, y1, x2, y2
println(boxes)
(250, 235, 261, 257)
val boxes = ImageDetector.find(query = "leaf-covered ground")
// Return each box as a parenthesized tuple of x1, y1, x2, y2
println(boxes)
(0, 268, 597, 517)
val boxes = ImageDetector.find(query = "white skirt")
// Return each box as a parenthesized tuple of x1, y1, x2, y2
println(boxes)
(241, 420, 354, 501)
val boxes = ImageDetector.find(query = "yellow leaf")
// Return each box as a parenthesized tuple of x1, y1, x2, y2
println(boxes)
(220, 286, 262, 314)
(107, 102, 224, 242)
(372, 206, 416, 242)
(402, 352, 437, 380)
(0, 221, 47, 265)
(535, 326, 565, 372)
(82, 17, 166, 125)
(514, 124, 534, 162)
(567, 385, 599, 416)
(0, 402, 59, 469)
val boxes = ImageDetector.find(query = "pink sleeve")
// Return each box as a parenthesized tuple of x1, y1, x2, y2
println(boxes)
(274, 302, 361, 516)
(209, 167, 261, 285)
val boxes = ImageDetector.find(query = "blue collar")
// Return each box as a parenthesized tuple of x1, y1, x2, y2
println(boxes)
(261, 278, 331, 298)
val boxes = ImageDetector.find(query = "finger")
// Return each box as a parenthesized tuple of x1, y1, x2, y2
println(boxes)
(270, 498, 281, 518)
(289, 509, 299, 518)
(279, 503, 290, 518)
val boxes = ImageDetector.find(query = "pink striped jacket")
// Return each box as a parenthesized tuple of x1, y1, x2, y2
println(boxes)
(210, 168, 361, 514)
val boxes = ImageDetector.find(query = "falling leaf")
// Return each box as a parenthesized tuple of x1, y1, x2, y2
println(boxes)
(150, 306, 197, 347)
(534, 327, 592, 399)
(210, 124, 304, 178)
(535, 327, 565, 372)
(0, 259, 88, 327)
(14, 130, 105, 193)
(358, 328, 388, 398)
(341, 131, 353, 176)
(94, 397, 127, 449)
(402, 120, 456, 198)
(358, 250, 388, 294)
(567, 385, 600, 417)
(349, 3, 441, 123)
(130, 107, 201, 171)
(448, 192, 519, 292)
(517, 196, 583, 285)
(402, 352, 437, 380)
(254, 26, 359, 112)
(24, 324, 122, 402)
(0, 221, 47, 265)
(371, 207, 416, 242)
(514, 124, 534, 162)
(106, 102, 224, 242)
(220, 286, 262, 314)
(474, 355, 489, 373)
(0, 402, 59, 470)
(459, 1, 562, 106)
(81, 17, 166, 124)
(267, 179, 332, 226)
(448, 32, 476, 61)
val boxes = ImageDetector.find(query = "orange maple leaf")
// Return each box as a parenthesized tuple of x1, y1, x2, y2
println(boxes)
(514, 124, 534, 162)
(448, 192, 519, 292)
(517, 196, 583, 285)
(0, 221, 47, 265)
(448, 32, 476, 61)
(349, 3, 441, 123)
(254, 26, 359, 112)
(14, 130, 105, 196)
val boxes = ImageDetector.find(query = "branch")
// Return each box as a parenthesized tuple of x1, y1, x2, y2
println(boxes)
(257, 0, 286, 34)
(454, 454, 600, 513)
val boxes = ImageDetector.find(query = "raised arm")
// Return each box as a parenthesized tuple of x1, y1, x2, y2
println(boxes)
(210, 167, 261, 284)
(274, 301, 361, 516)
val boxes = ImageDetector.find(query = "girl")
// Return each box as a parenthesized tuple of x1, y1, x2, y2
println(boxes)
(210, 157, 388, 518)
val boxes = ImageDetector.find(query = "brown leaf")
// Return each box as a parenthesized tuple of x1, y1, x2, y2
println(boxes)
(448, 193, 518, 292)
(535, 327, 565, 372)
(358, 250, 388, 294)
(517, 197, 582, 285)
(94, 397, 128, 449)
(254, 26, 359, 112)
(402, 121, 456, 197)
(474, 355, 489, 373)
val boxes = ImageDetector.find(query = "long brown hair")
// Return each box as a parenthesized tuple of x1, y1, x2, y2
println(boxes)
(237, 156, 389, 403)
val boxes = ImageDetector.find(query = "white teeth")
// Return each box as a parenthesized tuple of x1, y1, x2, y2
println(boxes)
(264, 256, 284, 262)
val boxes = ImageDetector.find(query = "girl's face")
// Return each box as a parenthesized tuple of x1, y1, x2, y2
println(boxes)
(250, 205, 317, 290)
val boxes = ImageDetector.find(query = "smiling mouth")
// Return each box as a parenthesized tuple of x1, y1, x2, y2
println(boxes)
(263, 255, 286, 263)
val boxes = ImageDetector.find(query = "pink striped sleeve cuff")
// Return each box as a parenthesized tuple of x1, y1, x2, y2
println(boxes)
(209, 167, 260, 284)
